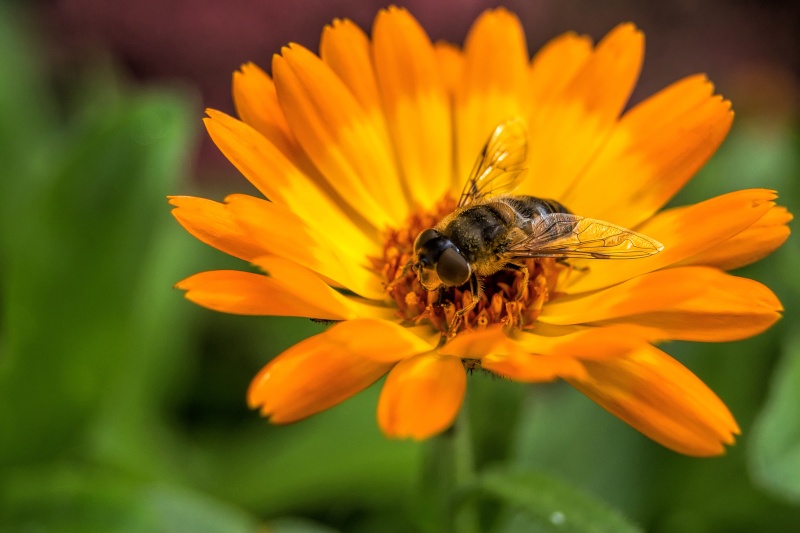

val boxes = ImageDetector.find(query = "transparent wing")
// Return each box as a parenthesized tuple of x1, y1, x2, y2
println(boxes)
(507, 213, 664, 259)
(457, 117, 528, 207)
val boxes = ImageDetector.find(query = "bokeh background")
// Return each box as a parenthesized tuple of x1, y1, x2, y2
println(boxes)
(1, 1, 799, 531)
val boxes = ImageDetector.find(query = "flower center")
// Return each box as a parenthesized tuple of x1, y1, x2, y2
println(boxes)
(375, 197, 566, 336)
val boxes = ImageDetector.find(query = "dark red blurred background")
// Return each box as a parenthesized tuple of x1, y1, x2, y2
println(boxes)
(35, 0, 800, 179)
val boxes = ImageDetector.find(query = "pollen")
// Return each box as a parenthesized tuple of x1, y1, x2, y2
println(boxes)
(376, 197, 564, 336)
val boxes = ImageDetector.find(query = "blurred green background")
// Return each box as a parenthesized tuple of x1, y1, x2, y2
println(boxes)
(1, 1, 798, 532)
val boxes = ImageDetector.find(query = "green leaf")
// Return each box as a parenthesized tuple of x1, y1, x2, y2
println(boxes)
(267, 518, 339, 533)
(749, 331, 800, 502)
(185, 381, 421, 516)
(135, 484, 258, 533)
(476, 468, 642, 533)
(0, 69, 199, 466)
(510, 384, 645, 515)
(0, 3, 57, 176)
(0, 463, 258, 533)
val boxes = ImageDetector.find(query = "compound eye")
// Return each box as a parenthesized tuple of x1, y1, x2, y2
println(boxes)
(436, 248, 471, 286)
(414, 229, 440, 253)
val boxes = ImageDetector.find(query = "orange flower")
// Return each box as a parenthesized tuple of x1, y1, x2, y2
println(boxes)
(171, 7, 791, 456)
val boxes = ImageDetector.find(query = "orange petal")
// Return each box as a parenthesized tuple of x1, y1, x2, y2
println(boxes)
(232, 63, 337, 210)
(300, 317, 434, 364)
(482, 351, 586, 382)
(176, 268, 358, 320)
(563, 75, 733, 228)
(678, 205, 792, 271)
(254, 256, 397, 321)
(274, 45, 407, 226)
(320, 19, 381, 117)
(439, 326, 586, 381)
(454, 8, 531, 183)
(566, 189, 777, 293)
(377, 353, 465, 439)
(528, 31, 593, 105)
(511, 323, 665, 360)
(372, 6, 453, 209)
(203, 109, 380, 256)
(567, 345, 740, 456)
(232, 62, 298, 158)
(168, 196, 266, 262)
(438, 325, 526, 359)
(523, 23, 644, 200)
(272, 42, 409, 222)
(433, 41, 464, 100)
(318, 19, 415, 221)
(541, 266, 783, 342)
(248, 322, 410, 423)
(225, 193, 386, 300)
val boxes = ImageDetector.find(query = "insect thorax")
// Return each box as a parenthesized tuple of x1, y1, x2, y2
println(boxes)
(439, 203, 513, 264)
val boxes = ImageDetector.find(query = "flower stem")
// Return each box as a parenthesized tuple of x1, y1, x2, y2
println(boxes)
(417, 394, 481, 533)
(452, 404, 481, 533)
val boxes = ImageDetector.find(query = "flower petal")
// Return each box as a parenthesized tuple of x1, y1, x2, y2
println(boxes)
(232, 63, 343, 215)
(437, 325, 523, 359)
(320, 19, 381, 117)
(511, 323, 665, 360)
(309, 318, 435, 363)
(454, 8, 530, 183)
(563, 75, 733, 228)
(176, 268, 359, 320)
(255, 256, 397, 321)
(372, 6, 452, 209)
(378, 353, 466, 439)
(567, 345, 740, 456)
(203, 110, 380, 256)
(565, 189, 777, 293)
(225, 193, 386, 300)
(677, 205, 792, 271)
(232, 62, 298, 158)
(248, 322, 408, 423)
(439, 326, 587, 381)
(482, 351, 586, 382)
(433, 41, 464, 98)
(523, 23, 644, 200)
(274, 44, 407, 225)
(319, 19, 416, 220)
(168, 196, 266, 262)
(541, 266, 782, 341)
(528, 31, 592, 104)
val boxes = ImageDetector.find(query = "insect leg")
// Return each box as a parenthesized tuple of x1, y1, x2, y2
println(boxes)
(459, 275, 483, 317)
(436, 287, 448, 306)
(503, 262, 530, 301)
(448, 275, 483, 337)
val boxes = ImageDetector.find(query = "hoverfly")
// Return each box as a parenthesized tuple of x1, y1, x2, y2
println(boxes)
(406, 117, 663, 331)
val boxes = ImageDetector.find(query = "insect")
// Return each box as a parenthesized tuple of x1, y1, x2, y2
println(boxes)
(407, 117, 664, 332)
